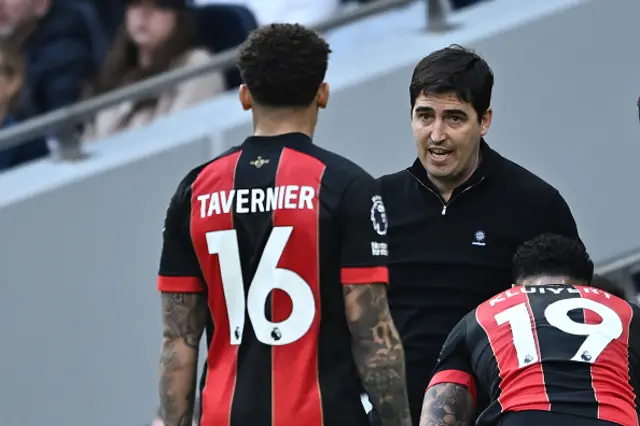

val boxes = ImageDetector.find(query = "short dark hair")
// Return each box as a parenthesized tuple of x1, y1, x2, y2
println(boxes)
(237, 23, 331, 108)
(591, 274, 627, 299)
(513, 234, 594, 283)
(409, 44, 493, 120)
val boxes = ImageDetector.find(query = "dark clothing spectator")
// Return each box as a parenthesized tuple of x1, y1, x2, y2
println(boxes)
(74, 0, 125, 41)
(0, 40, 47, 171)
(377, 141, 580, 424)
(21, 0, 99, 118)
(0, 114, 47, 171)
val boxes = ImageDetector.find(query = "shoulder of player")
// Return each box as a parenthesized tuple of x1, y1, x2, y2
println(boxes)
(376, 168, 412, 197)
(173, 146, 242, 199)
(306, 144, 376, 185)
(442, 310, 474, 349)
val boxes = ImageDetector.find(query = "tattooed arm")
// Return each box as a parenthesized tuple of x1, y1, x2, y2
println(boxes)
(158, 292, 208, 426)
(420, 383, 474, 426)
(343, 283, 412, 426)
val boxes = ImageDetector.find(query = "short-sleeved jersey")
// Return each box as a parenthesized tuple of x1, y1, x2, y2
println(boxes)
(157, 133, 389, 426)
(428, 284, 640, 426)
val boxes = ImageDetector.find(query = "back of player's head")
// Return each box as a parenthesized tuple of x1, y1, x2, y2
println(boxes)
(409, 44, 493, 120)
(513, 234, 594, 284)
(237, 23, 331, 108)
(591, 274, 627, 300)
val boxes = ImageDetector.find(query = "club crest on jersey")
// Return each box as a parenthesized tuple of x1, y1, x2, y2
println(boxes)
(250, 156, 269, 168)
(370, 195, 388, 236)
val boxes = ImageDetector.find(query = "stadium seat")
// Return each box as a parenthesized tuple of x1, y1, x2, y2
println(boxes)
(194, 4, 258, 89)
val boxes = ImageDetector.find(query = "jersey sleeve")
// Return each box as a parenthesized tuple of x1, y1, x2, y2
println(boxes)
(157, 173, 205, 293)
(428, 314, 477, 403)
(339, 173, 389, 285)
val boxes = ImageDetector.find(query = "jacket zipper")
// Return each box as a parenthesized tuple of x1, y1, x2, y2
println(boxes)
(407, 169, 485, 215)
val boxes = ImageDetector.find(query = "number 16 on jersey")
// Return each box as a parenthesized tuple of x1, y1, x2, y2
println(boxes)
(206, 226, 316, 346)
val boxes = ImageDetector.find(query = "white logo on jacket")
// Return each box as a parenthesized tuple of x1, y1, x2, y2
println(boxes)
(472, 230, 486, 246)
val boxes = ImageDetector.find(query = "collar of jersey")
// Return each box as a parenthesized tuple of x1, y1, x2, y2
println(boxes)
(243, 132, 313, 148)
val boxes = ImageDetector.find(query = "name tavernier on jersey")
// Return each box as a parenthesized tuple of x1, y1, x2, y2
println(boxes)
(195, 185, 316, 217)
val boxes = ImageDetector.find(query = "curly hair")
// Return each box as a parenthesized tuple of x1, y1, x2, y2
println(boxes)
(237, 23, 331, 108)
(513, 234, 593, 283)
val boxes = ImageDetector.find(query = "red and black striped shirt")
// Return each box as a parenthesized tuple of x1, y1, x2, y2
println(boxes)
(428, 284, 640, 426)
(157, 132, 389, 426)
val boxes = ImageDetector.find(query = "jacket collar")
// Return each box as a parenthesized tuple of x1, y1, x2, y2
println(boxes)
(407, 139, 498, 197)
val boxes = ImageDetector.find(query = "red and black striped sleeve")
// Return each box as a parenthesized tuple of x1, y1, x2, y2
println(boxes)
(427, 313, 478, 404)
(338, 173, 389, 285)
(157, 169, 206, 293)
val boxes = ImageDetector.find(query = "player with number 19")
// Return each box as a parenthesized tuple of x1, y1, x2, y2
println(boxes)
(420, 234, 640, 426)
(156, 23, 411, 426)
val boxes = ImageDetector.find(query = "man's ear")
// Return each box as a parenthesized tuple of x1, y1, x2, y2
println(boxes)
(239, 84, 252, 111)
(480, 107, 492, 136)
(316, 82, 329, 109)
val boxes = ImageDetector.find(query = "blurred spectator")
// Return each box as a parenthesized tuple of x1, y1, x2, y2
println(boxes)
(83, 0, 225, 142)
(0, 0, 101, 117)
(0, 41, 47, 171)
(73, 0, 125, 41)
(196, 0, 340, 27)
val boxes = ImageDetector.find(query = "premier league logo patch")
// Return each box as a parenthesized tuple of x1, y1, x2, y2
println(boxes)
(370, 195, 388, 236)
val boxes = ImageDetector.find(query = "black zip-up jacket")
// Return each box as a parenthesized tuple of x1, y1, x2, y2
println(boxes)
(377, 141, 580, 425)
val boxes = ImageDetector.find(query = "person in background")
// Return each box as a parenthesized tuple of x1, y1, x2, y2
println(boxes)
(83, 0, 225, 142)
(0, 0, 99, 117)
(0, 41, 47, 171)
(72, 0, 125, 41)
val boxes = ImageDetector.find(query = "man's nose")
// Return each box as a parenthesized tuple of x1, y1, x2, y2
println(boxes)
(430, 119, 447, 142)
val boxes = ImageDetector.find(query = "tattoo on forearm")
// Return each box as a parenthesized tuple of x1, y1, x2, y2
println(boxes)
(159, 292, 208, 426)
(419, 383, 474, 426)
(344, 284, 412, 426)
(161, 293, 208, 349)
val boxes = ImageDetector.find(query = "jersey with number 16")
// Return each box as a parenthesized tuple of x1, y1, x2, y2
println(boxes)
(157, 133, 389, 426)
(429, 284, 640, 426)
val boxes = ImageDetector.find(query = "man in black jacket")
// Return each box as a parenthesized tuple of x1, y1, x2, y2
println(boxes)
(375, 45, 581, 426)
